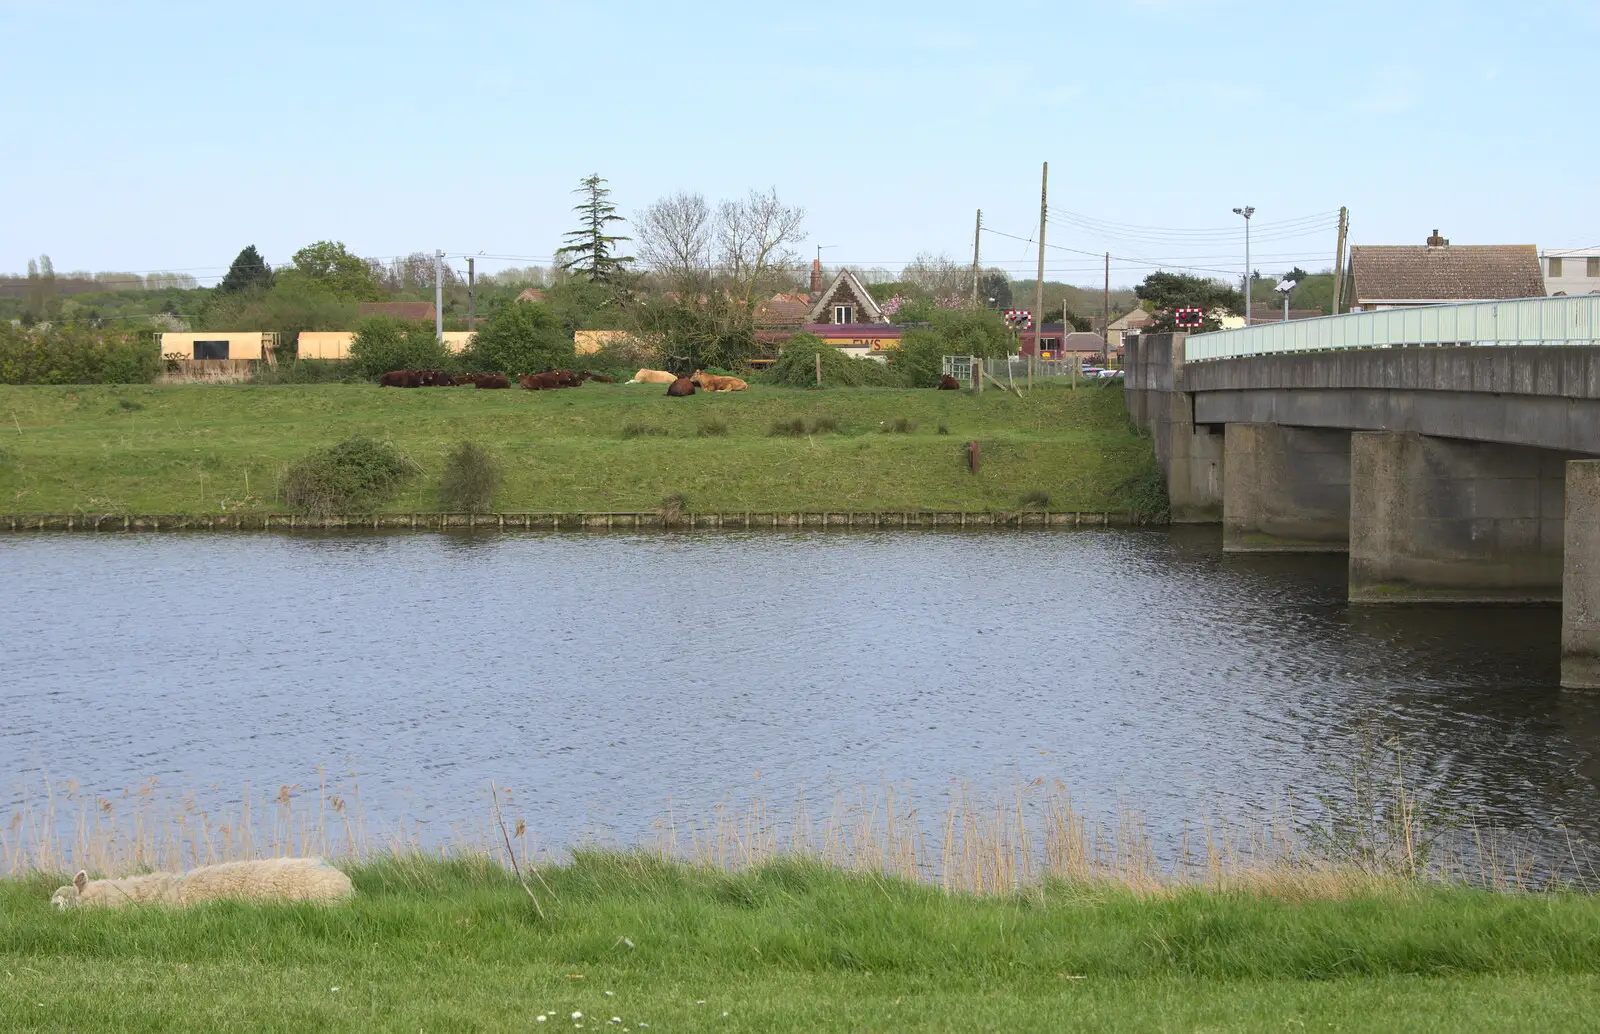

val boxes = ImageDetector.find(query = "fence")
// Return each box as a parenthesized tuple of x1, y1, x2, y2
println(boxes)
(1186, 295, 1600, 361)
(942, 355, 1115, 389)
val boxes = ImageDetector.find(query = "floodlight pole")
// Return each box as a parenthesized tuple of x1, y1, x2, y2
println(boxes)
(1233, 207, 1255, 326)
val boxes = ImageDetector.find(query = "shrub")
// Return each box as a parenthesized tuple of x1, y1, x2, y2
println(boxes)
(697, 418, 729, 437)
(251, 359, 351, 385)
(348, 316, 450, 379)
(463, 301, 574, 374)
(0, 323, 161, 384)
(883, 309, 1012, 388)
(937, 423, 950, 435)
(767, 334, 902, 388)
(1116, 462, 1170, 524)
(658, 492, 688, 525)
(808, 413, 839, 434)
(281, 436, 418, 516)
(439, 441, 500, 513)
(878, 417, 916, 434)
(768, 417, 807, 437)
(621, 422, 670, 439)
(1019, 490, 1050, 509)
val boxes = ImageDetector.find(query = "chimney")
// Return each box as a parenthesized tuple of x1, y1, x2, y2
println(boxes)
(1426, 229, 1449, 247)
(809, 258, 822, 295)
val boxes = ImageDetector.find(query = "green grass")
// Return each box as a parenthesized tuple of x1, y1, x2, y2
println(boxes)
(0, 381, 1154, 515)
(4, 854, 1600, 1032)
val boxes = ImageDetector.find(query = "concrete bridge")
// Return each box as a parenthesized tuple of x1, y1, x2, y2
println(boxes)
(1122, 296, 1600, 689)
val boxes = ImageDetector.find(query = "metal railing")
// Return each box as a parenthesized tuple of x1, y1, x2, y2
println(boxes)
(1185, 295, 1600, 361)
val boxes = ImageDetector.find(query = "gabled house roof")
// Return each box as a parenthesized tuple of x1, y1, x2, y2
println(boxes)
(1349, 244, 1544, 303)
(755, 292, 812, 327)
(1107, 308, 1152, 332)
(806, 269, 888, 324)
(516, 287, 546, 303)
(359, 301, 436, 321)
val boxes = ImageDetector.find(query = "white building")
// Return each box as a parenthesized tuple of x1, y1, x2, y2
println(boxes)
(1542, 248, 1600, 296)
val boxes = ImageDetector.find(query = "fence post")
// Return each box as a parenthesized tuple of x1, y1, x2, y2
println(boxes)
(815, 351, 822, 387)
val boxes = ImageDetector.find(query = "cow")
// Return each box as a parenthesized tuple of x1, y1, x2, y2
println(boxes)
(474, 373, 511, 389)
(938, 374, 961, 390)
(690, 370, 748, 392)
(519, 372, 566, 391)
(421, 369, 456, 386)
(379, 370, 418, 388)
(628, 369, 678, 385)
(665, 377, 696, 397)
(579, 371, 616, 383)
(550, 369, 584, 387)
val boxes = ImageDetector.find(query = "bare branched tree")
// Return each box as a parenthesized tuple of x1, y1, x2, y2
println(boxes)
(899, 252, 967, 299)
(633, 191, 713, 293)
(716, 188, 806, 308)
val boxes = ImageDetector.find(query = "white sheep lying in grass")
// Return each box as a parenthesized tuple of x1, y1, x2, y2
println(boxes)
(50, 857, 354, 910)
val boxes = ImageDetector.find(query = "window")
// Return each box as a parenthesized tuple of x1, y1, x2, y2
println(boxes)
(833, 304, 853, 324)
(1549, 257, 1563, 277)
(1589, 257, 1599, 277)
(193, 340, 229, 360)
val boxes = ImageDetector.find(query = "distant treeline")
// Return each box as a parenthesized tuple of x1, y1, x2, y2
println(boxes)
(0, 271, 199, 298)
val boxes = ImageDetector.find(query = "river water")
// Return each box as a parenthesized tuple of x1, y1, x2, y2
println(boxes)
(5, 530, 1600, 859)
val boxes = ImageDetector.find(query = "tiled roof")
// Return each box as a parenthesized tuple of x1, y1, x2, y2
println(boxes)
(1350, 245, 1544, 302)
(359, 301, 436, 320)
(755, 293, 811, 327)
(516, 288, 546, 303)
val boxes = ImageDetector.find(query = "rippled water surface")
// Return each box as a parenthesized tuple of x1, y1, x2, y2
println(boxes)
(5, 529, 1600, 850)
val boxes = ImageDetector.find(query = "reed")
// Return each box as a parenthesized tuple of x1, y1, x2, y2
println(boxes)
(7, 773, 1591, 898)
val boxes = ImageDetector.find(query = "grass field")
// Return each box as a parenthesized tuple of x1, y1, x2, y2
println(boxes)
(4, 853, 1600, 1032)
(0, 380, 1154, 515)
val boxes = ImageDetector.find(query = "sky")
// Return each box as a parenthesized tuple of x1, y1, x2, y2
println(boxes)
(2, 0, 1595, 289)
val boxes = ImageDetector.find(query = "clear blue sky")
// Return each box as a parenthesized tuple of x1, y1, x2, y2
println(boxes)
(2, 0, 1594, 288)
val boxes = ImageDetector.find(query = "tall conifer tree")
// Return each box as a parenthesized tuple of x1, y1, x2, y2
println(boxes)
(555, 174, 633, 283)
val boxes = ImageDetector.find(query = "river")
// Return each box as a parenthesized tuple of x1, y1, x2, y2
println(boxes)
(5, 529, 1600, 862)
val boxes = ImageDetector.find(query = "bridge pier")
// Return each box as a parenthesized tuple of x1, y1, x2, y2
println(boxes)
(1349, 431, 1567, 603)
(1563, 461, 1600, 689)
(1223, 424, 1351, 552)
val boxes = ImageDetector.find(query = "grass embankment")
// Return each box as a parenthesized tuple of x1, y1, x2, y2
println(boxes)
(0, 381, 1153, 515)
(3, 854, 1599, 1032)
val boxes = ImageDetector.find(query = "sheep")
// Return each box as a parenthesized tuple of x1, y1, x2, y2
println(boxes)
(51, 857, 354, 910)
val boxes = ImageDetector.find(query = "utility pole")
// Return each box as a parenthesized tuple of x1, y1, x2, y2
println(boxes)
(467, 256, 476, 332)
(1102, 252, 1111, 366)
(434, 249, 444, 342)
(1233, 206, 1255, 325)
(1033, 162, 1047, 392)
(1330, 206, 1349, 315)
(971, 208, 982, 308)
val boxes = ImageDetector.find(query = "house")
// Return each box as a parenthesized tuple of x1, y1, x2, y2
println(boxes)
(295, 331, 475, 360)
(1018, 326, 1114, 361)
(358, 301, 437, 321)
(1105, 307, 1153, 351)
(799, 322, 903, 358)
(1248, 304, 1325, 324)
(1347, 231, 1545, 311)
(805, 268, 889, 326)
(516, 288, 546, 304)
(1541, 248, 1600, 296)
(157, 331, 276, 361)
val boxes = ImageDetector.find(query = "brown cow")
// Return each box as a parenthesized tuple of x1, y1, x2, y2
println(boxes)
(379, 370, 418, 388)
(550, 369, 584, 387)
(519, 372, 565, 390)
(628, 369, 678, 385)
(579, 371, 616, 383)
(938, 374, 961, 390)
(665, 377, 696, 397)
(690, 370, 747, 392)
(474, 373, 511, 389)
(415, 369, 454, 386)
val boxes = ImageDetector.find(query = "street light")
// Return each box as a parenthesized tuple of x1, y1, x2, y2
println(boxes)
(1232, 206, 1255, 326)
(1274, 276, 1298, 323)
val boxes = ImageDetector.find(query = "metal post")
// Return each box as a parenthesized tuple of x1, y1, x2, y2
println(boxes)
(1233, 206, 1255, 325)
(434, 249, 444, 342)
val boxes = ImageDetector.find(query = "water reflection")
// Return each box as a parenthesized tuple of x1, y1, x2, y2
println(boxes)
(1, 529, 1596, 853)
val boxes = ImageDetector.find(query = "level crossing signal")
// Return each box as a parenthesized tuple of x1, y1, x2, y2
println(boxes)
(1003, 309, 1033, 330)
(1174, 306, 1203, 328)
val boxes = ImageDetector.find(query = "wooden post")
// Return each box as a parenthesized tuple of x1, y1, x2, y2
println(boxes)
(814, 350, 822, 386)
(975, 358, 984, 393)
(971, 208, 982, 308)
(1033, 161, 1047, 395)
(1102, 251, 1110, 366)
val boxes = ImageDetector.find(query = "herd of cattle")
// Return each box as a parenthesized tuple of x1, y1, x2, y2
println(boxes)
(377, 367, 749, 395)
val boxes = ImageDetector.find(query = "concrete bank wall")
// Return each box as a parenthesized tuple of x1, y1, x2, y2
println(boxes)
(1123, 333, 1222, 522)
(1, 510, 1142, 533)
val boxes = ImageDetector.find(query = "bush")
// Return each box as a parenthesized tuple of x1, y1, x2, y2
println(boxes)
(808, 413, 839, 434)
(697, 418, 729, 437)
(768, 417, 807, 437)
(1019, 490, 1050, 509)
(878, 417, 916, 434)
(767, 334, 903, 388)
(621, 422, 670, 439)
(439, 441, 500, 513)
(884, 309, 1013, 388)
(463, 301, 574, 374)
(281, 436, 418, 516)
(348, 316, 450, 378)
(0, 323, 161, 384)
(251, 359, 352, 385)
(1116, 462, 1171, 524)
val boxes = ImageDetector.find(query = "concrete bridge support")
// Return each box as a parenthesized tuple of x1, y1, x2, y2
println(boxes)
(1564, 461, 1600, 689)
(1349, 432, 1568, 603)
(1223, 424, 1351, 552)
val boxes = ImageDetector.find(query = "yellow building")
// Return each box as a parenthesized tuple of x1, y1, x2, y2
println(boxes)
(293, 331, 475, 360)
(158, 332, 277, 360)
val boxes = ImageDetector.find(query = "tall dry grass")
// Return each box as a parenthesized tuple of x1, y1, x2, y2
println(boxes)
(6, 773, 1591, 897)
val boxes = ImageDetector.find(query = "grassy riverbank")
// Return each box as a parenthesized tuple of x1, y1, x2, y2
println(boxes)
(0, 381, 1154, 515)
(4, 854, 1600, 1032)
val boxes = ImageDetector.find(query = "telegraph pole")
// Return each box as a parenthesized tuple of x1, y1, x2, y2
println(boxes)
(434, 250, 444, 342)
(1331, 206, 1349, 315)
(1033, 162, 1047, 392)
(1102, 252, 1111, 365)
(971, 208, 982, 307)
(467, 256, 476, 331)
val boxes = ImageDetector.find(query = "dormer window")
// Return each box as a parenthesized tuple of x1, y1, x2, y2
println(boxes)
(834, 304, 853, 324)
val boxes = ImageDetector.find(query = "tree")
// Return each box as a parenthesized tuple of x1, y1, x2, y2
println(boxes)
(218, 245, 274, 294)
(885, 309, 1013, 387)
(281, 240, 386, 301)
(717, 187, 805, 308)
(348, 316, 450, 378)
(978, 271, 1013, 310)
(633, 191, 713, 295)
(899, 252, 967, 301)
(556, 174, 634, 283)
(463, 300, 574, 374)
(1133, 271, 1243, 333)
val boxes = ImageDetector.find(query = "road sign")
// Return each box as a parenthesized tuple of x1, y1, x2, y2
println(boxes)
(1175, 306, 1203, 328)
(1003, 309, 1033, 330)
